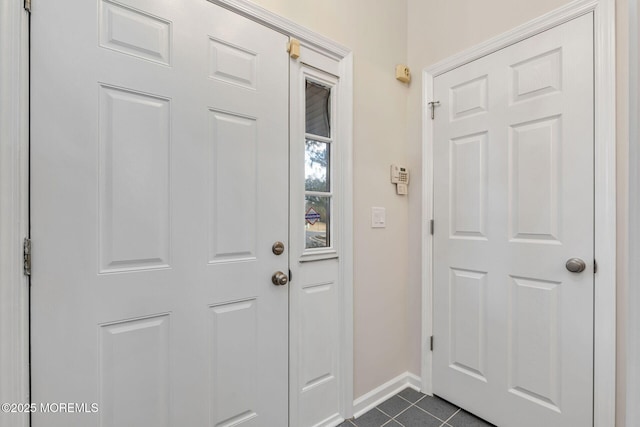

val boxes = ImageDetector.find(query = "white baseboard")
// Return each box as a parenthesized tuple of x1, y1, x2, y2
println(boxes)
(352, 372, 421, 419)
(315, 413, 345, 427)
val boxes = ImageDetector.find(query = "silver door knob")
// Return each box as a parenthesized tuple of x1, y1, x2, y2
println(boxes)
(272, 271, 288, 286)
(566, 258, 586, 273)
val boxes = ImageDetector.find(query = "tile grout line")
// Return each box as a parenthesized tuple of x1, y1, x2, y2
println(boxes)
(379, 393, 423, 426)
(388, 402, 414, 421)
(377, 407, 395, 419)
(409, 399, 459, 424)
(396, 394, 416, 405)
(389, 394, 435, 426)
(442, 408, 461, 426)
(381, 418, 405, 427)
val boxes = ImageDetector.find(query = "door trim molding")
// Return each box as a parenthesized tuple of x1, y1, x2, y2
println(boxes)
(420, 1, 616, 426)
(627, 0, 639, 424)
(0, 0, 29, 426)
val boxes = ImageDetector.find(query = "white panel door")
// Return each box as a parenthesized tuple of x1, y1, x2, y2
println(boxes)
(31, 0, 289, 426)
(433, 14, 594, 427)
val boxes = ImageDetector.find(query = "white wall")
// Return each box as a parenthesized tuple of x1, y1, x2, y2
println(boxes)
(406, 0, 631, 425)
(248, 0, 412, 399)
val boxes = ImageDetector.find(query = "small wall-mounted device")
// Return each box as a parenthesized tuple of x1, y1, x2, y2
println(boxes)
(287, 38, 300, 59)
(390, 164, 409, 195)
(395, 64, 411, 83)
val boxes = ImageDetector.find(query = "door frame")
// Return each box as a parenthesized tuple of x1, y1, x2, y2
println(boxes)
(627, 0, 639, 424)
(0, 0, 354, 425)
(0, 0, 29, 426)
(420, 1, 616, 426)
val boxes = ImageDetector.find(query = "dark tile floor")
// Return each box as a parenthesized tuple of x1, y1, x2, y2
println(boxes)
(340, 388, 495, 427)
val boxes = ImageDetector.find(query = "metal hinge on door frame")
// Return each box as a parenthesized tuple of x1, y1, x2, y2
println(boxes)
(430, 336, 434, 352)
(428, 101, 440, 120)
(430, 219, 434, 235)
(24, 0, 31, 13)
(23, 238, 31, 276)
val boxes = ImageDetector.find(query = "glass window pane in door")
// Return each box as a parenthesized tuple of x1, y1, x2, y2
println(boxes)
(306, 81, 331, 137)
(305, 139, 330, 192)
(305, 195, 330, 249)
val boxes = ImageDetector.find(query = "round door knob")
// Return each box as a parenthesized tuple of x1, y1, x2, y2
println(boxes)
(566, 258, 586, 273)
(272, 271, 288, 286)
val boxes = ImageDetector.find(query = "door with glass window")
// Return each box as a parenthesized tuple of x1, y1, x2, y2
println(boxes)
(290, 66, 344, 426)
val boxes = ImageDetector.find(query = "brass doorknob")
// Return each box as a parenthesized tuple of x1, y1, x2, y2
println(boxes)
(272, 271, 288, 286)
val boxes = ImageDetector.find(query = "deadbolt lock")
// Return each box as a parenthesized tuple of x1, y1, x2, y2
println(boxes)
(272, 241, 285, 256)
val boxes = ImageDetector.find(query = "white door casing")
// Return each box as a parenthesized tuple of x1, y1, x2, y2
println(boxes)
(431, 13, 594, 427)
(0, 1, 29, 426)
(31, 0, 289, 425)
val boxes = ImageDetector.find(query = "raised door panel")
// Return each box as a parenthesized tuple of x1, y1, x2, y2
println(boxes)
(99, 314, 171, 427)
(99, 85, 171, 273)
(208, 110, 258, 264)
(450, 76, 489, 120)
(508, 277, 561, 412)
(210, 300, 259, 427)
(449, 268, 488, 382)
(450, 133, 488, 240)
(99, 0, 172, 65)
(209, 38, 257, 90)
(509, 116, 562, 243)
(510, 49, 562, 104)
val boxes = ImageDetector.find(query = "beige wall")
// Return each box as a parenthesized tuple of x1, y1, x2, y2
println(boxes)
(406, 0, 630, 425)
(248, 0, 412, 399)
(249, 0, 632, 418)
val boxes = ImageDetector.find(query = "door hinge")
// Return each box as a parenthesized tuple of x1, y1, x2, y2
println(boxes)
(430, 219, 434, 235)
(23, 238, 31, 276)
(428, 101, 440, 120)
(288, 269, 292, 283)
(24, 0, 31, 13)
(430, 336, 434, 352)
(594, 259, 598, 274)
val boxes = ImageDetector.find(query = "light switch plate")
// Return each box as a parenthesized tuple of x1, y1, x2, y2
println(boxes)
(371, 207, 386, 228)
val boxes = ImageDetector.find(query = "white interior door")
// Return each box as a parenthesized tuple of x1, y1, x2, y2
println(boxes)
(433, 14, 594, 427)
(31, 0, 289, 425)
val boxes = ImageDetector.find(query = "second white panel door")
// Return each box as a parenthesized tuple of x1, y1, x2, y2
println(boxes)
(433, 13, 594, 427)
